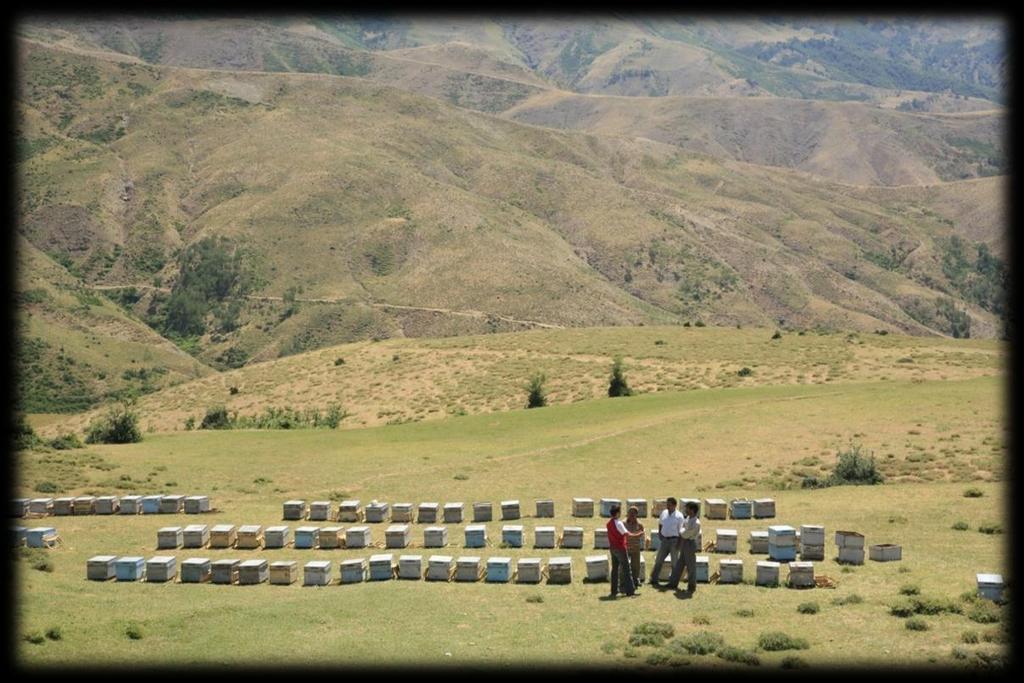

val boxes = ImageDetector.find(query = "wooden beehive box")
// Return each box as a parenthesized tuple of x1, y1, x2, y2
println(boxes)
(703, 498, 727, 520)
(29, 498, 54, 516)
(977, 574, 1004, 601)
(398, 554, 422, 580)
(87, 555, 117, 581)
(338, 500, 362, 523)
(115, 556, 145, 581)
(800, 544, 825, 561)
(12, 526, 27, 548)
(534, 526, 556, 549)
(695, 556, 710, 583)
(369, 554, 396, 581)
(486, 556, 512, 583)
(593, 528, 609, 549)
(500, 500, 521, 520)
(26, 527, 57, 548)
(472, 502, 493, 522)
(391, 503, 414, 523)
(455, 556, 482, 582)
(535, 499, 554, 518)
(729, 499, 753, 519)
(547, 557, 572, 584)
(210, 524, 237, 549)
(755, 560, 780, 586)
(181, 558, 212, 583)
(12, 499, 29, 518)
(269, 560, 298, 585)
(560, 526, 583, 549)
(385, 524, 411, 549)
(53, 498, 74, 516)
(598, 498, 620, 518)
(800, 525, 825, 547)
(426, 555, 453, 581)
(339, 558, 367, 584)
(146, 556, 177, 582)
(835, 530, 865, 549)
(651, 498, 668, 518)
(236, 525, 264, 549)
(239, 559, 269, 585)
(787, 561, 815, 587)
(626, 498, 648, 518)
(749, 530, 769, 554)
(718, 558, 743, 584)
(423, 526, 448, 548)
(753, 498, 776, 518)
(119, 496, 142, 515)
(159, 495, 185, 514)
(283, 500, 307, 521)
(264, 525, 292, 549)
(868, 544, 902, 562)
(95, 496, 120, 515)
(73, 496, 96, 515)
(572, 498, 594, 518)
(309, 501, 333, 522)
(303, 560, 332, 586)
(585, 554, 609, 581)
(463, 524, 487, 548)
(443, 502, 464, 524)
(294, 526, 320, 549)
(183, 524, 210, 549)
(184, 496, 210, 514)
(715, 529, 738, 553)
(501, 525, 524, 548)
(157, 526, 184, 549)
(837, 546, 865, 565)
(345, 526, 372, 549)
(365, 501, 390, 523)
(516, 558, 542, 583)
(417, 502, 439, 524)
(318, 526, 344, 549)
(140, 495, 162, 514)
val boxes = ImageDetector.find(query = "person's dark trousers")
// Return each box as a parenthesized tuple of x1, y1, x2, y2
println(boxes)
(627, 547, 642, 587)
(649, 536, 679, 585)
(610, 548, 636, 595)
(667, 538, 698, 591)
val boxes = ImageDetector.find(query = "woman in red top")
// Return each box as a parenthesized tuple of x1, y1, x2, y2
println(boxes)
(607, 504, 644, 598)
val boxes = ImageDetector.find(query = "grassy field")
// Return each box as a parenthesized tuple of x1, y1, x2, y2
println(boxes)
(15, 373, 1008, 668)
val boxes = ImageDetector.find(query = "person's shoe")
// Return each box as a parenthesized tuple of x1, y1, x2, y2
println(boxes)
(665, 583, 679, 590)
(627, 592, 639, 597)
(608, 593, 618, 599)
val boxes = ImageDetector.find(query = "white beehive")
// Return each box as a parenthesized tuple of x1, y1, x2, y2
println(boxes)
(472, 502, 493, 522)
(572, 498, 594, 517)
(345, 526, 372, 549)
(517, 558, 542, 583)
(338, 500, 362, 523)
(704, 499, 727, 520)
(398, 554, 423, 580)
(502, 524, 524, 547)
(423, 526, 448, 548)
(181, 558, 212, 583)
(236, 525, 264, 549)
(535, 499, 554, 518)
(318, 526, 345, 549)
(869, 544, 902, 562)
(309, 501, 333, 522)
(585, 554, 609, 581)
(391, 503, 414, 523)
(837, 546, 865, 565)
(835, 530, 865, 548)
(486, 556, 512, 583)
(443, 502, 464, 524)
(270, 560, 298, 585)
(534, 526, 556, 549)
(210, 524, 237, 548)
(501, 500, 521, 520)
(283, 500, 307, 521)
(651, 498, 668, 518)
(718, 558, 743, 584)
(339, 558, 367, 584)
(548, 557, 572, 584)
(753, 498, 776, 518)
(561, 526, 584, 549)
(184, 495, 210, 514)
(800, 525, 825, 546)
(369, 553, 396, 581)
(593, 528, 609, 549)
(238, 559, 269, 585)
(294, 526, 320, 549)
(182, 524, 210, 548)
(87, 555, 117, 581)
(417, 502, 439, 524)
(626, 498, 648, 518)
(157, 526, 183, 549)
(29, 498, 54, 515)
(464, 524, 487, 548)
(53, 498, 74, 516)
(787, 561, 815, 587)
(212, 559, 240, 584)
(426, 555, 453, 581)
(365, 501, 390, 523)
(115, 556, 145, 581)
(768, 525, 797, 545)
(755, 560, 780, 587)
(749, 530, 769, 554)
(385, 524, 411, 549)
(729, 499, 753, 519)
(119, 495, 142, 515)
(977, 574, 1004, 601)
(264, 525, 292, 549)
(695, 555, 710, 583)
(648, 529, 661, 551)
(801, 544, 825, 561)
(73, 496, 96, 515)
(455, 556, 482, 582)
(598, 498, 621, 518)
(146, 556, 177, 582)
(95, 496, 120, 515)
(304, 560, 333, 586)
(715, 529, 738, 553)
(159, 495, 185, 514)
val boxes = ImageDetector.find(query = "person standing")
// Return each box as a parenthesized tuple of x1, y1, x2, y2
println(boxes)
(607, 504, 644, 598)
(666, 501, 701, 593)
(649, 497, 684, 587)
(624, 505, 645, 588)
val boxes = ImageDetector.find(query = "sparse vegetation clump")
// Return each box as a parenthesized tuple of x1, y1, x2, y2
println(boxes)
(526, 372, 547, 408)
(952, 520, 970, 531)
(608, 356, 633, 397)
(669, 630, 724, 655)
(828, 443, 884, 485)
(45, 626, 62, 641)
(84, 398, 142, 444)
(47, 433, 83, 450)
(905, 617, 929, 631)
(125, 623, 143, 640)
(899, 584, 921, 596)
(797, 602, 819, 614)
(977, 523, 1002, 535)
(963, 487, 985, 498)
(629, 622, 674, 647)
(758, 631, 809, 651)
(737, 367, 753, 377)
(831, 594, 863, 606)
(781, 655, 810, 668)
(716, 646, 760, 666)
(199, 404, 347, 430)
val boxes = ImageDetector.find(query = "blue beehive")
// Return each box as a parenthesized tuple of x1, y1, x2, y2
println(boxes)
(695, 555, 710, 583)
(115, 556, 145, 581)
(369, 554, 395, 581)
(295, 526, 320, 549)
(769, 544, 797, 562)
(729, 499, 753, 519)
(26, 527, 56, 548)
(501, 525, 523, 548)
(141, 496, 162, 514)
(486, 557, 512, 583)
(181, 558, 212, 583)
(768, 525, 797, 561)
(464, 524, 487, 548)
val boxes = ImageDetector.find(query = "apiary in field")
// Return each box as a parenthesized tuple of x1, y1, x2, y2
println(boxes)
(464, 524, 487, 548)
(294, 526, 320, 549)
(304, 560, 332, 586)
(626, 498, 647, 517)
(787, 561, 815, 587)
(593, 528, 609, 549)
(345, 526, 372, 549)
(369, 554, 396, 581)
(385, 524, 411, 549)
(753, 498, 776, 518)
(756, 560, 780, 586)
(115, 556, 145, 582)
(534, 526, 556, 549)
(718, 558, 743, 584)
(472, 502, 493, 522)
(12, 499, 28, 518)
(338, 500, 362, 523)
(95, 496, 120, 515)
(768, 525, 797, 562)
(869, 544, 902, 562)
(547, 557, 572, 584)
(715, 529, 738, 553)
(977, 574, 1004, 601)
(73, 496, 96, 515)
(236, 525, 264, 549)
(120, 496, 142, 515)
(398, 555, 422, 580)
(26, 527, 57, 548)
(159, 495, 185, 514)
(181, 558, 212, 583)
(270, 560, 298, 585)
(651, 498, 668, 518)
(140, 496, 162, 515)
(157, 526, 183, 550)
(599, 498, 621, 518)
(695, 556, 710, 583)
(29, 498, 54, 516)
(501, 500, 521, 520)
(53, 498, 74, 516)
(729, 499, 752, 520)
(703, 499, 727, 520)
(585, 554, 609, 581)
(318, 526, 345, 549)
(560, 526, 583, 549)
(501, 525, 524, 548)
(146, 556, 177, 582)
(239, 559, 269, 585)
(749, 530, 768, 554)
(417, 502, 439, 524)
(339, 558, 367, 584)
(486, 556, 512, 583)
(212, 559, 240, 585)
(455, 556, 482, 582)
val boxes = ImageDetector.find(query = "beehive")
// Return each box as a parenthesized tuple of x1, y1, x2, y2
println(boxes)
(309, 501, 333, 522)
(210, 524, 237, 548)
(95, 496, 120, 515)
(703, 499, 727, 520)
(648, 529, 662, 551)
(560, 526, 584, 549)
(472, 502, 493, 522)
(443, 502, 464, 524)
(140, 495, 162, 514)
(651, 498, 668, 518)
(594, 528, 609, 549)
(182, 524, 210, 549)
(87, 555, 117, 581)
(212, 559, 239, 585)
(547, 557, 572, 584)
(977, 574, 1004, 601)
(787, 561, 815, 587)
(159, 495, 185, 514)
(501, 525, 524, 548)
(270, 560, 298, 585)
(264, 525, 292, 549)
(11, 526, 27, 547)
(535, 499, 554, 518)
(391, 503, 414, 523)
(426, 555, 453, 581)
(146, 556, 177, 582)
(184, 496, 210, 514)
(463, 524, 487, 548)
(516, 558, 542, 583)
(598, 498, 621, 518)
(236, 525, 264, 549)
(12, 499, 29, 517)
(239, 559, 269, 585)
(295, 526, 320, 549)
(417, 502, 439, 524)
(365, 501, 390, 523)
(303, 560, 332, 586)
(800, 525, 825, 546)
(626, 498, 648, 518)
(345, 526, 372, 549)
(283, 500, 307, 521)
(398, 554, 422, 580)
(718, 558, 743, 584)
(695, 556, 710, 583)
(837, 546, 865, 565)
(157, 526, 184, 549)
(385, 524, 411, 549)
(53, 498, 74, 516)
(455, 556, 482, 582)
(115, 556, 145, 581)
(423, 526, 448, 548)
(501, 500, 521, 520)
(534, 526, 556, 549)
(753, 498, 776, 518)
(572, 498, 594, 517)
(585, 554, 609, 581)
(486, 556, 512, 583)
(181, 558, 212, 583)
(119, 495, 142, 515)
(749, 530, 769, 554)
(339, 558, 367, 584)
(715, 529, 738, 553)
(729, 499, 753, 519)
(26, 527, 57, 548)
(29, 498, 54, 516)
(768, 525, 797, 562)
(318, 526, 345, 549)
(835, 530, 865, 549)
(368, 554, 396, 581)
(338, 500, 362, 523)
(755, 560, 780, 586)
(868, 544, 902, 562)
(800, 544, 825, 561)
(73, 496, 96, 515)
(680, 498, 701, 515)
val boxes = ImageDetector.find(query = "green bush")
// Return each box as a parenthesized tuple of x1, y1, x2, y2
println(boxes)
(737, 367, 753, 377)
(608, 356, 633, 397)
(899, 584, 921, 596)
(831, 594, 863, 606)
(669, 630, 724, 655)
(84, 399, 142, 444)
(797, 602, 819, 614)
(735, 608, 755, 617)
(977, 523, 1002, 535)
(961, 630, 980, 644)
(758, 631, 809, 651)
(45, 626, 62, 641)
(951, 646, 970, 661)
(717, 646, 760, 666)
(952, 520, 970, 531)
(24, 631, 45, 645)
(966, 601, 1001, 624)
(963, 487, 984, 498)
(200, 405, 232, 430)
(692, 615, 711, 625)
(526, 372, 547, 408)
(525, 595, 543, 604)
(125, 623, 143, 640)
(694, 320, 706, 327)
(632, 622, 675, 640)
(47, 433, 83, 450)
(781, 655, 809, 668)
(32, 556, 54, 572)
(629, 632, 665, 647)
(828, 443, 884, 485)
(334, 357, 345, 366)
(34, 481, 60, 494)
(771, 330, 782, 340)
(905, 617, 929, 631)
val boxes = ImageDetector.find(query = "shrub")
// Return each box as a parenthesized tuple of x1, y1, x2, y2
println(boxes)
(632, 622, 675, 640)
(758, 631, 809, 651)
(963, 487, 984, 498)
(781, 655, 809, 669)
(797, 602, 819, 614)
(977, 523, 1002, 535)
(45, 626, 62, 641)
(125, 623, 143, 640)
(692, 615, 711, 625)
(967, 601, 1001, 624)
(828, 443, 884, 485)
(951, 646, 970, 660)
(32, 556, 54, 572)
(629, 632, 665, 647)
(34, 481, 60, 494)
(200, 405, 232, 430)
(229, 386, 239, 395)
(645, 651, 672, 666)
(334, 357, 345, 366)
(654, 339, 666, 346)
(899, 584, 921, 596)
(526, 372, 547, 408)
(25, 631, 45, 645)
(952, 520, 970, 531)
(694, 320, 706, 327)
(608, 356, 633, 397)
(184, 416, 195, 431)
(961, 630, 980, 644)
(670, 630, 724, 655)
(771, 330, 782, 340)
(453, 473, 469, 481)
(735, 608, 755, 617)
(737, 367, 753, 377)
(717, 646, 760, 666)
(905, 617, 929, 631)
(525, 595, 543, 604)
(48, 433, 83, 450)
(85, 399, 142, 444)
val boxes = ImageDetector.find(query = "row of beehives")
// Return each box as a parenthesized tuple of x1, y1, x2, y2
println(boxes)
(282, 497, 776, 523)
(11, 526, 60, 548)
(11, 495, 211, 517)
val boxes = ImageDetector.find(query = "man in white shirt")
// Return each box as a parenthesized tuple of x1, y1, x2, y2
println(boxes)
(666, 501, 702, 593)
(649, 497, 684, 587)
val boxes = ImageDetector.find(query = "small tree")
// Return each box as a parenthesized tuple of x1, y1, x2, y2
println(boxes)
(526, 372, 547, 408)
(84, 398, 142, 444)
(608, 356, 633, 397)
(828, 443, 884, 485)
(200, 405, 232, 430)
